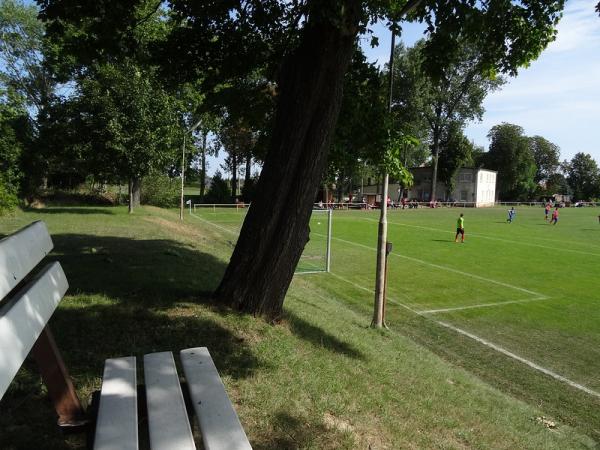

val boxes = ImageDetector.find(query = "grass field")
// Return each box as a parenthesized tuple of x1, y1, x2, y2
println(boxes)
(1, 204, 599, 448)
(191, 205, 600, 441)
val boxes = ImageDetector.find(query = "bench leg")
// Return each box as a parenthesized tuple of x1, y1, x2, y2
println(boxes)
(31, 326, 87, 428)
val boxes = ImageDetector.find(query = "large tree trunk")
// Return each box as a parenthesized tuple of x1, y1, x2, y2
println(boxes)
(200, 130, 207, 198)
(231, 153, 238, 201)
(215, 4, 361, 319)
(128, 177, 141, 213)
(244, 152, 251, 185)
(430, 129, 440, 203)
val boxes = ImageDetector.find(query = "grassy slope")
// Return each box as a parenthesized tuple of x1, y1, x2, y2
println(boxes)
(0, 205, 597, 449)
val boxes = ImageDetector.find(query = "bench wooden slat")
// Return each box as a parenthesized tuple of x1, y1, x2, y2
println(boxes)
(0, 221, 53, 300)
(180, 348, 252, 450)
(144, 352, 196, 450)
(0, 262, 68, 399)
(94, 357, 138, 450)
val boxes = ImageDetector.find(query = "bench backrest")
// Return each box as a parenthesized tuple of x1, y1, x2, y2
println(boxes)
(0, 221, 68, 399)
(0, 221, 53, 298)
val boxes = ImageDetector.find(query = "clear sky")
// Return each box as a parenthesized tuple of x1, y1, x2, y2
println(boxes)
(360, 0, 600, 164)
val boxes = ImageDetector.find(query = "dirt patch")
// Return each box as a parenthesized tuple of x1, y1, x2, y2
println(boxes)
(323, 412, 354, 434)
(143, 216, 211, 242)
(29, 199, 46, 209)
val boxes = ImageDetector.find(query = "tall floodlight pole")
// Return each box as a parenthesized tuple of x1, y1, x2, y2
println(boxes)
(372, 27, 396, 328)
(180, 118, 203, 221)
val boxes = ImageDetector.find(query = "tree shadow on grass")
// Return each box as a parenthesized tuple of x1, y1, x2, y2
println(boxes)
(252, 411, 355, 449)
(285, 311, 365, 361)
(0, 301, 262, 450)
(0, 233, 260, 449)
(25, 207, 116, 215)
(50, 234, 226, 308)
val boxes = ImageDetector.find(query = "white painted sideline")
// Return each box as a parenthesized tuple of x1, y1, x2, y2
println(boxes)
(328, 234, 545, 298)
(362, 217, 600, 258)
(436, 321, 600, 400)
(328, 271, 600, 400)
(190, 211, 239, 235)
(418, 296, 551, 314)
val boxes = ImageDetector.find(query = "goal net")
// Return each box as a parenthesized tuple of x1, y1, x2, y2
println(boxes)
(296, 209, 332, 274)
(190, 204, 332, 275)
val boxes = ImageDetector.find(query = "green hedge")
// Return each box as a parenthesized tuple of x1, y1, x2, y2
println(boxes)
(141, 174, 179, 208)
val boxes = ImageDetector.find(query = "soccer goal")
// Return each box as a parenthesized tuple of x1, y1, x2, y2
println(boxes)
(189, 204, 332, 274)
(296, 209, 333, 275)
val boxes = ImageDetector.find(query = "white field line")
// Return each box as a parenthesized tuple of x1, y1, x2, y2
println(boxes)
(435, 320, 600, 399)
(328, 271, 600, 400)
(327, 234, 545, 298)
(190, 212, 240, 235)
(361, 217, 600, 258)
(418, 296, 551, 314)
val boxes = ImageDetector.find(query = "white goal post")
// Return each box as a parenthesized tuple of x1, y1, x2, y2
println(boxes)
(296, 208, 333, 275)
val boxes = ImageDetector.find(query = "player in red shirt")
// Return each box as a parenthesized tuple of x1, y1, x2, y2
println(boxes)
(550, 208, 559, 225)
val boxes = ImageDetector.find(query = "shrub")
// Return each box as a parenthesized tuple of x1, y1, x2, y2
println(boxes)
(141, 174, 179, 208)
(0, 180, 19, 215)
(204, 171, 231, 204)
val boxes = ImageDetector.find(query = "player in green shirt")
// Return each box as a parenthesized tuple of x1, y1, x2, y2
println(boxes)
(455, 213, 465, 243)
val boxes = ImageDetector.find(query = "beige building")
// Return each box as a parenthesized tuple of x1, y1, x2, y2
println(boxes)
(362, 167, 497, 207)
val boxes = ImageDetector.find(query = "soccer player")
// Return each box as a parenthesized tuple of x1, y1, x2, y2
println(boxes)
(550, 207, 559, 225)
(507, 207, 516, 223)
(455, 213, 465, 243)
(544, 203, 551, 221)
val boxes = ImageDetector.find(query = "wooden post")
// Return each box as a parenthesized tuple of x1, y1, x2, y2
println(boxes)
(30, 326, 87, 427)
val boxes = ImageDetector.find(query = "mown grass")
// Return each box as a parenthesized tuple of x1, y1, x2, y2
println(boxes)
(0, 205, 598, 449)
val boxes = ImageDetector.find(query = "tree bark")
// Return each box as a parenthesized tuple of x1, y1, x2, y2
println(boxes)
(200, 130, 207, 198)
(372, 172, 389, 328)
(215, 3, 361, 319)
(245, 152, 251, 185)
(231, 152, 238, 201)
(128, 177, 141, 213)
(430, 128, 440, 202)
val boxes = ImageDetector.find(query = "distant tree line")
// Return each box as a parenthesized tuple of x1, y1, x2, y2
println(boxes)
(475, 123, 600, 202)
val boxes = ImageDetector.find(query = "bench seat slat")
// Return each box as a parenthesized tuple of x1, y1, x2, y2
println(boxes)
(0, 221, 53, 299)
(144, 352, 196, 450)
(180, 347, 252, 450)
(94, 356, 138, 450)
(0, 262, 68, 399)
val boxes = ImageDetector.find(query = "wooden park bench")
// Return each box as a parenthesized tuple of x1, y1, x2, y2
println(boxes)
(0, 221, 252, 449)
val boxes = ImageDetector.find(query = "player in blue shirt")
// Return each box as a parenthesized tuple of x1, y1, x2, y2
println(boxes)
(506, 207, 516, 223)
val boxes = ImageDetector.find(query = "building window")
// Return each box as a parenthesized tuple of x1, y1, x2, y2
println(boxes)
(459, 173, 472, 183)
(460, 190, 468, 201)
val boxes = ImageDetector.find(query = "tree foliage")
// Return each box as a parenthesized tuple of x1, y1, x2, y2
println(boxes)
(564, 153, 600, 200)
(59, 62, 180, 188)
(392, 38, 504, 200)
(0, 0, 54, 115)
(484, 123, 537, 200)
(437, 122, 475, 196)
(544, 172, 569, 196)
(328, 49, 389, 197)
(529, 135, 560, 183)
(204, 171, 231, 204)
